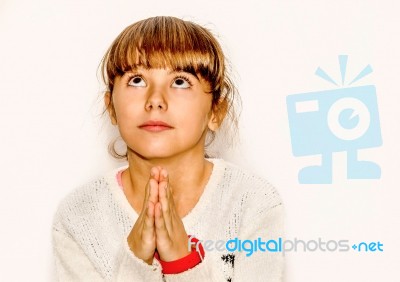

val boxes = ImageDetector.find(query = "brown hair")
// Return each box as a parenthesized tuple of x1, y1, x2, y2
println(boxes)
(100, 16, 240, 159)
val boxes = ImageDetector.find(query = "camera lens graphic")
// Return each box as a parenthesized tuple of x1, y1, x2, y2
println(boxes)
(327, 97, 371, 141)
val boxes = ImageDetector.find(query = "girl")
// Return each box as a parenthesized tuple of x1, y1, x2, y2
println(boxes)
(52, 16, 284, 282)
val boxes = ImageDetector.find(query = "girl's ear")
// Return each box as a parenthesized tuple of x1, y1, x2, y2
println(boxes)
(208, 99, 228, 131)
(208, 112, 219, 131)
(104, 92, 118, 125)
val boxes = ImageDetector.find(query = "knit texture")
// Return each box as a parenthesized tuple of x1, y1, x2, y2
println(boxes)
(52, 158, 285, 281)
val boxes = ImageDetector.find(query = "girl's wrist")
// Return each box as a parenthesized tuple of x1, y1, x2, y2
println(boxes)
(154, 235, 205, 274)
(159, 240, 191, 262)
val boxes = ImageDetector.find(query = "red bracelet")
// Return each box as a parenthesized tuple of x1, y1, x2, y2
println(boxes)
(154, 236, 205, 274)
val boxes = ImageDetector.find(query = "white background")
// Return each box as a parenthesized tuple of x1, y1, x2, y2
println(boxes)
(1, 0, 399, 281)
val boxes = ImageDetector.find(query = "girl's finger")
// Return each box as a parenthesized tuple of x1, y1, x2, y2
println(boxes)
(139, 168, 159, 224)
(154, 202, 170, 241)
(158, 180, 173, 231)
(143, 171, 152, 203)
(148, 178, 159, 205)
(142, 201, 155, 239)
(159, 168, 168, 183)
(164, 179, 177, 218)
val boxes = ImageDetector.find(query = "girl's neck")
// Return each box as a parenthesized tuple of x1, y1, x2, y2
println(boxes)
(123, 149, 213, 200)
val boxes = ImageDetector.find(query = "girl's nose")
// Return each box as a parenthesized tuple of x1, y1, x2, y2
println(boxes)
(145, 88, 168, 111)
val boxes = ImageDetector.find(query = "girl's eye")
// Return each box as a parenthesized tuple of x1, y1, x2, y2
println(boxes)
(128, 76, 146, 87)
(172, 76, 192, 89)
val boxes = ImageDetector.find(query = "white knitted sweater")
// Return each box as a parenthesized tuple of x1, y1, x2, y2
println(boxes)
(52, 158, 285, 281)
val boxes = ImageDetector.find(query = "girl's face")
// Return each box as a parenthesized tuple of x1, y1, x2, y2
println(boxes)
(105, 67, 218, 160)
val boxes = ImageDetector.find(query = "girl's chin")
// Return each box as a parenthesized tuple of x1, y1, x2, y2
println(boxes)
(126, 141, 204, 160)
(127, 147, 178, 160)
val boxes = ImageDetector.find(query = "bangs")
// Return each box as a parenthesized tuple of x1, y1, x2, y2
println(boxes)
(103, 17, 225, 93)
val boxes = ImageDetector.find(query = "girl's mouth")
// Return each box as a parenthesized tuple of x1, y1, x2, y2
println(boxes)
(138, 120, 174, 132)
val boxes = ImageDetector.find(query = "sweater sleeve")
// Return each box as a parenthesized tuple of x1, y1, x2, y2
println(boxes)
(52, 225, 164, 282)
(53, 226, 104, 281)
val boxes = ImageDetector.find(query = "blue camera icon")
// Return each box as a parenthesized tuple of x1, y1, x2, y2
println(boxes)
(286, 56, 382, 184)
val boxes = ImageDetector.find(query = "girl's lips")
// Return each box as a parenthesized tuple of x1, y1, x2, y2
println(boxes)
(139, 125, 173, 132)
(139, 120, 172, 126)
(138, 120, 173, 132)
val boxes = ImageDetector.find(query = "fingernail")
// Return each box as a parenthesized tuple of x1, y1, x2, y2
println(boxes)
(163, 170, 168, 177)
